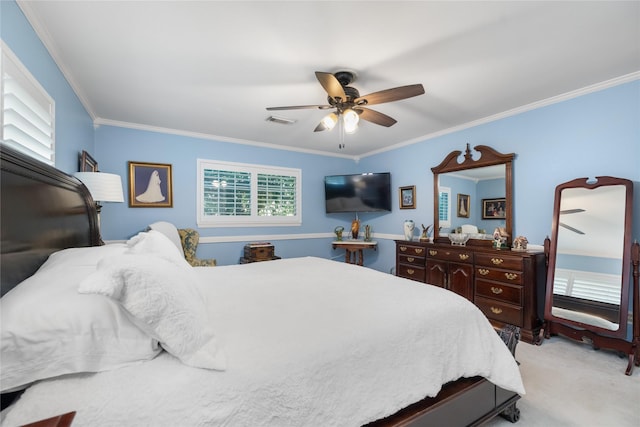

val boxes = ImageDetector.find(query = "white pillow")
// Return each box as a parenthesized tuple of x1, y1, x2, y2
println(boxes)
(148, 221, 185, 257)
(37, 243, 128, 272)
(0, 246, 161, 392)
(79, 253, 226, 371)
(126, 230, 189, 268)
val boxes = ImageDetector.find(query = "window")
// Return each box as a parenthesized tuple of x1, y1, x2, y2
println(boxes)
(1, 42, 55, 165)
(197, 159, 301, 227)
(438, 186, 451, 228)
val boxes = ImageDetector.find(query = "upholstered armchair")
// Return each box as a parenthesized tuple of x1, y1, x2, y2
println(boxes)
(148, 221, 216, 267)
(178, 228, 216, 267)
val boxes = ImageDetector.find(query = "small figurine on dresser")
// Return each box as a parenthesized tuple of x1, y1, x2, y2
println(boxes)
(512, 236, 528, 251)
(420, 224, 433, 242)
(493, 227, 509, 249)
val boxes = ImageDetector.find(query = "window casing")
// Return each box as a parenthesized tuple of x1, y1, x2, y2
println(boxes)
(1, 42, 55, 166)
(197, 159, 302, 227)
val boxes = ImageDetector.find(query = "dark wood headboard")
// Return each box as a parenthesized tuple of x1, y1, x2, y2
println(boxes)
(1, 144, 101, 296)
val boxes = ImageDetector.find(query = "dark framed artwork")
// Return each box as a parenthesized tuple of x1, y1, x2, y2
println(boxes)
(128, 161, 173, 208)
(457, 194, 470, 218)
(399, 185, 416, 209)
(482, 197, 506, 219)
(79, 150, 98, 172)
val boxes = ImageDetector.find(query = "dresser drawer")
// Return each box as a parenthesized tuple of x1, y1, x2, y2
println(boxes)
(475, 253, 523, 270)
(475, 279, 522, 305)
(397, 264, 426, 282)
(475, 296, 523, 326)
(399, 253, 425, 266)
(397, 244, 427, 257)
(427, 247, 473, 263)
(475, 267, 522, 285)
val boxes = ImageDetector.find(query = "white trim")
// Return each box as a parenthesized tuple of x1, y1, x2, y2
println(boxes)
(16, 1, 96, 122)
(199, 232, 404, 244)
(95, 71, 639, 162)
(358, 71, 640, 159)
(95, 118, 354, 160)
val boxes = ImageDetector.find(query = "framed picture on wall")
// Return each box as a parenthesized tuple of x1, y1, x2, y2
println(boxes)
(457, 194, 470, 218)
(482, 197, 506, 219)
(399, 185, 416, 209)
(79, 150, 98, 172)
(128, 161, 173, 208)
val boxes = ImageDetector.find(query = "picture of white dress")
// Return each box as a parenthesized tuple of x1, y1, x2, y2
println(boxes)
(129, 161, 172, 208)
(136, 170, 165, 203)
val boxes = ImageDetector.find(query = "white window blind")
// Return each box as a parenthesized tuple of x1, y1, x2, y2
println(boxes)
(553, 268, 621, 305)
(438, 186, 451, 228)
(1, 42, 55, 165)
(198, 159, 301, 227)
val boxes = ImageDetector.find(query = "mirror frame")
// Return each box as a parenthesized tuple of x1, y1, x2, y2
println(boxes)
(544, 176, 634, 340)
(432, 144, 515, 247)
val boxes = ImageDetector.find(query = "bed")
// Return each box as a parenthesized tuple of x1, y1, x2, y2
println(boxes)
(0, 144, 523, 426)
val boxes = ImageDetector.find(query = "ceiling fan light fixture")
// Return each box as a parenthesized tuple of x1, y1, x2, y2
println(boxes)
(320, 112, 338, 131)
(343, 108, 359, 133)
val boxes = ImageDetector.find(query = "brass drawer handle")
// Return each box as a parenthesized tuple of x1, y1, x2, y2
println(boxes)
(407, 257, 415, 262)
(400, 246, 407, 252)
(407, 269, 415, 275)
(490, 307, 503, 315)
(459, 254, 469, 261)
(491, 286, 503, 295)
(429, 250, 438, 256)
(415, 248, 423, 254)
(491, 258, 504, 265)
(478, 268, 490, 275)
(505, 273, 518, 280)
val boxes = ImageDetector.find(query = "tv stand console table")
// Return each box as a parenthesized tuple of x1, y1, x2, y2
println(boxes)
(332, 240, 377, 266)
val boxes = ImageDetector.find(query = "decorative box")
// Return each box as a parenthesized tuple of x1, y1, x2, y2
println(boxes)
(241, 242, 280, 263)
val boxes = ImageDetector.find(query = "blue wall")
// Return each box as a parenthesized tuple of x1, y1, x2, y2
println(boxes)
(3, 0, 639, 275)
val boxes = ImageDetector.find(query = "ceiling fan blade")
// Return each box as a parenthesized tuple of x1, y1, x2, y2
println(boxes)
(356, 107, 397, 127)
(315, 72, 346, 100)
(355, 84, 425, 106)
(560, 222, 585, 235)
(266, 104, 332, 111)
(560, 208, 585, 215)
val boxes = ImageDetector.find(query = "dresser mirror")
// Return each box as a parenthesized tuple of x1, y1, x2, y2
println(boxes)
(432, 144, 514, 247)
(544, 176, 639, 375)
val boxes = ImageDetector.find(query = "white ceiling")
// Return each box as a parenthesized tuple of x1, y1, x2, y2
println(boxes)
(17, 1, 640, 158)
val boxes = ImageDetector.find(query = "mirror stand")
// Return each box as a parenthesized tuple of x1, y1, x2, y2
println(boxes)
(543, 175, 639, 375)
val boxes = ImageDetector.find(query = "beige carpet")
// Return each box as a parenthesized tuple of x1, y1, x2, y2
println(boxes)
(486, 336, 640, 427)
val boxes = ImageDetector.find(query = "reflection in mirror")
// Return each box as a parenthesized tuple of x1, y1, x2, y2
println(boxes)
(551, 184, 627, 331)
(437, 165, 505, 240)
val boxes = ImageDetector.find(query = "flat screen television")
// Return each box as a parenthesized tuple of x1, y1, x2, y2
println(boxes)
(324, 172, 392, 213)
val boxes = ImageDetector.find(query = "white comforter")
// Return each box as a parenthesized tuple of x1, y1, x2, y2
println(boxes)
(2, 257, 524, 427)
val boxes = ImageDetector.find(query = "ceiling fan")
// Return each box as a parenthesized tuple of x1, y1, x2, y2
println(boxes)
(559, 208, 586, 235)
(266, 71, 425, 133)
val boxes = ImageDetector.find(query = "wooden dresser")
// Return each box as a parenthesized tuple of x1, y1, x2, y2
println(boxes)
(396, 240, 546, 344)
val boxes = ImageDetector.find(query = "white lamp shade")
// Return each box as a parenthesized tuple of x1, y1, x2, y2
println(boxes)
(342, 108, 359, 134)
(74, 172, 124, 203)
